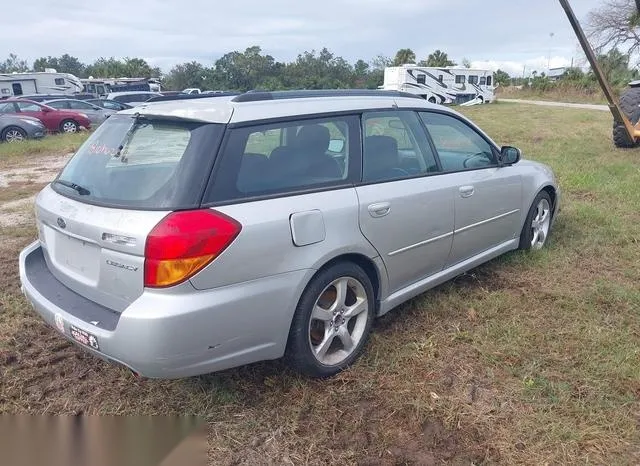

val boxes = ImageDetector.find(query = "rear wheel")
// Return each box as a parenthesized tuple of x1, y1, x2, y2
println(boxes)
(285, 262, 375, 378)
(1, 126, 26, 143)
(60, 119, 79, 133)
(428, 96, 437, 104)
(613, 87, 640, 148)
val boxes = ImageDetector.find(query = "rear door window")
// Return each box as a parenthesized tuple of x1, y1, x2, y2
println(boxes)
(47, 101, 70, 109)
(207, 115, 359, 202)
(52, 115, 224, 209)
(69, 100, 95, 110)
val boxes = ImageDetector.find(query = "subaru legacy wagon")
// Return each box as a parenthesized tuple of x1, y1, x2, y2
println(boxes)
(18, 90, 560, 378)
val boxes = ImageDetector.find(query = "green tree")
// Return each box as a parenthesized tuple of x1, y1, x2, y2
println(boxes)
(461, 58, 472, 68)
(123, 58, 161, 78)
(84, 57, 160, 79)
(164, 61, 207, 90)
(0, 53, 30, 73)
(213, 46, 281, 91)
(420, 50, 456, 67)
(33, 54, 85, 76)
(281, 48, 354, 90)
(597, 47, 636, 85)
(393, 48, 416, 66)
(494, 69, 511, 86)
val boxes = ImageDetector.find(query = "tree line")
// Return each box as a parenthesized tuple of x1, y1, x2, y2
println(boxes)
(0, 47, 513, 92)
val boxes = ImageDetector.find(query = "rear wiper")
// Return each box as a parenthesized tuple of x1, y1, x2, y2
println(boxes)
(54, 179, 91, 196)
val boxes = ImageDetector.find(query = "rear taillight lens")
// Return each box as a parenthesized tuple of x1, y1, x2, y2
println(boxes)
(144, 209, 241, 288)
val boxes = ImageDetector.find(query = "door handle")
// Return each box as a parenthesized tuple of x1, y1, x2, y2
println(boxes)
(459, 185, 475, 198)
(368, 202, 391, 218)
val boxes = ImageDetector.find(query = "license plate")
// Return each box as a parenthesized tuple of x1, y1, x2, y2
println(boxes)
(52, 229, 100, 280)
(69, 325, 100, 351)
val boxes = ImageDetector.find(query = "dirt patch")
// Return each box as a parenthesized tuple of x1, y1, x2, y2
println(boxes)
(0, 153, 70, 188)
(0, 195, 36, 229)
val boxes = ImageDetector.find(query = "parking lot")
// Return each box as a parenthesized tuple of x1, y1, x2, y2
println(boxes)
(0, 102, 639, 465)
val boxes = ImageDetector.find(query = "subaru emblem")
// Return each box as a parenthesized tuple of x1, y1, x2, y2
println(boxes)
(57, 217, 66, 229)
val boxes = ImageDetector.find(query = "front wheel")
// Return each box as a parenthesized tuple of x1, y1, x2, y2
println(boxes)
(2, 126, 26, 142)
(60, 119, 79, 133)
(285, 262, 375, 378)
(519, 191, 553, 251)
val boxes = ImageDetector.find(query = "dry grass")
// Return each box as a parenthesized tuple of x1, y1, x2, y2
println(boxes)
(1, 103, 639, 465)
(497, 85, 609, 105)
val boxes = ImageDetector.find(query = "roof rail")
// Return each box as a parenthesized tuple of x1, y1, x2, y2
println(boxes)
(231, 89, 424, 103)
(145, 91, 241, 103)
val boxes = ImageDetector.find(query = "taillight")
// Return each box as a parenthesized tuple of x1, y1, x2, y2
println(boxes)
(144, 209, 241, 288)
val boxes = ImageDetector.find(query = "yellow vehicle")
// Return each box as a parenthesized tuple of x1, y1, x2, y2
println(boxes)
(559, 0, 640, 148)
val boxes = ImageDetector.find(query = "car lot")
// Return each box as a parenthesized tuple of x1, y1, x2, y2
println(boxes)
(0, 103, 639, 464)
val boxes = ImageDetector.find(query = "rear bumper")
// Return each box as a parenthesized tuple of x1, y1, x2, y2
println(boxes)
(19, 241, 312, 378)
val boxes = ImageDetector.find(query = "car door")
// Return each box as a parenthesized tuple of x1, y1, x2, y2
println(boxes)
(47, 101, 71, 110)
(356, 110, 454, 295)
(419, 111, 522, 267)
(15, 101, 53, 131)
(70, 99, 104, 122)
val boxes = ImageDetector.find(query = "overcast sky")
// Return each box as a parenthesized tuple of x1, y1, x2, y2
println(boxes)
(3, 0, 605, 76)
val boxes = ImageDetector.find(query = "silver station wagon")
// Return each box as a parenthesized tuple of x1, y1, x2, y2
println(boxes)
(18, 90, 560, 378)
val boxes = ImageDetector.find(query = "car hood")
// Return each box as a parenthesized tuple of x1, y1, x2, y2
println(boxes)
(0, 114, 42, 124)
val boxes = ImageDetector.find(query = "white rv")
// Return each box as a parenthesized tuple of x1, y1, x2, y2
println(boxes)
(382, 65, 495, 105)
(0, 69, 83, 97)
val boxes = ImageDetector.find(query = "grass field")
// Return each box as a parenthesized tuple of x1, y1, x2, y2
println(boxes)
(497, 86, 609, 105)
(1, 103, 639, 465)
(0, 132, 88, 167)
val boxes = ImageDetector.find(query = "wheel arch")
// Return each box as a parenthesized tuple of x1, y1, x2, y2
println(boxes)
(284, 252, 386, 343)
(518, 178, 559, 234)
(1, 125, 26, 140)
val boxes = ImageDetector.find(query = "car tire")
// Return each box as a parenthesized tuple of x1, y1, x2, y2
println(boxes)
(428, 96, 437, 104)
(613, 87, 640, 148)
(519, 191, 553, 251)
(285, 262, 375, 378)
(1, 126, 27, 143)
(60, 119, 79, 133)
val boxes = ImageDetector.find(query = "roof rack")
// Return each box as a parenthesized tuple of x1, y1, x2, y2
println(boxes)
(231, 89, 424, 103)
(145, 91, 241, 103)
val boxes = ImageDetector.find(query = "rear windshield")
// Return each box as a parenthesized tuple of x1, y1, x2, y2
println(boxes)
(52, 115, 224, 209)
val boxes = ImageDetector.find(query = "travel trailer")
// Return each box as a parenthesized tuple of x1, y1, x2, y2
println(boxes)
(81, 79, 110, 98)
(381, 65, 495, 105)
(81, 77, 162, 97)
(0, 69, 83, 97)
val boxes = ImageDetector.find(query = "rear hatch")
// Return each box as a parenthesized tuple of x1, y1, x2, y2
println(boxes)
(36, 114, 225, 312)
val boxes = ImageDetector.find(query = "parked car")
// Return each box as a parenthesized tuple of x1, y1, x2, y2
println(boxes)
(44, 99, 115, 126)
(0, 99, 91, 133)
(0, 114, 46, 142)
(105, 91, 163, 106)
(18, 89, 560, 379)
(86, 99, 133, 111)
(182, 88, 201, 94)
(18, 93, 95, 102)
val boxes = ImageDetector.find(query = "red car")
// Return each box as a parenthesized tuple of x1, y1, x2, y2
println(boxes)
(0, 99, 91, 133)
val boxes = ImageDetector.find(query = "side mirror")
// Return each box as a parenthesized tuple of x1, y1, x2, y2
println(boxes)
(500, 146, 521, 165)
(328, 139, 345, 153)
(41, 106, 52, 113)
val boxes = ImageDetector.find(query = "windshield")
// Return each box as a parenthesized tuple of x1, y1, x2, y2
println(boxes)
(52, 115, 224, 209)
